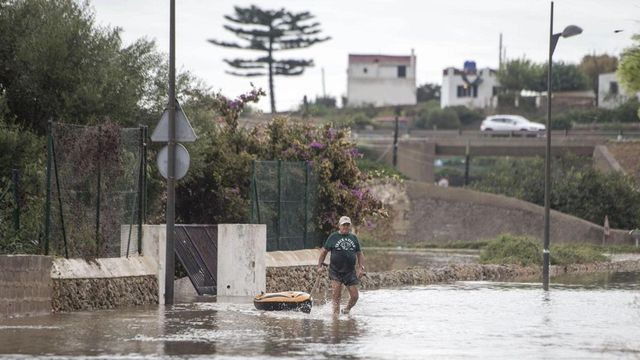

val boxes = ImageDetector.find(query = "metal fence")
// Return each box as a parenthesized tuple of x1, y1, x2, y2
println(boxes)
(250, 160, 322, 251)
(44, 122, 147, 258)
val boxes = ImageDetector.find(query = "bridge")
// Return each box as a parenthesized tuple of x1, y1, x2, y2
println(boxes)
(355, 129, 637, 182)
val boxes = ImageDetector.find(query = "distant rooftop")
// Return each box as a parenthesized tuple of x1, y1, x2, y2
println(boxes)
(349, 54, 412, 64)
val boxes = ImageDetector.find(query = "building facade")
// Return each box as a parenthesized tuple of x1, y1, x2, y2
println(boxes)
(440, 62, 499, 109)
(598, 72, 640, 109)
(346, 52, 417, 107)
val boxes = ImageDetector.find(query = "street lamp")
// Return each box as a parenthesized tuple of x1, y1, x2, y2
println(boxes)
(543, 1, 582, 291)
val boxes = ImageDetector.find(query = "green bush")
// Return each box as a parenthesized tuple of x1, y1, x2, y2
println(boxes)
(471, 155, 640, 229)
(177, 88, 387, 236)
(480, 234, 542, 266)
(555, 99, 640, 126)
(415, 107, 460, 129)
(356, 159, 407, 179)
(479, 234, 608, 266)
(446, 105, 484, 126)
(352, 112, 374, 129)
(551, 244, 607, 265)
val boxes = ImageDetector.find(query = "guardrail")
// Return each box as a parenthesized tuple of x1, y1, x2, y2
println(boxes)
(353, 129, 640, 139)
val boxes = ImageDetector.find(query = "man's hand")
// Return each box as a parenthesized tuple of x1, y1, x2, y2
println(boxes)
(357, 266, 366, 279)
(316, 263, 327, 273)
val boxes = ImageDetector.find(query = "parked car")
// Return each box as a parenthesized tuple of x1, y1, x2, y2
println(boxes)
(480, 115, 545, 134)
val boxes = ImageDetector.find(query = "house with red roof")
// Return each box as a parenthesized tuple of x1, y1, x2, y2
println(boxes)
(346, 51, 417, 107)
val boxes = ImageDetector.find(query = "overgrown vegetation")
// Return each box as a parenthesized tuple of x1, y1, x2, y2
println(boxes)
(471, 155, 640, 229)
(479, 234, 607, 266)
(177, 88, 387, 237)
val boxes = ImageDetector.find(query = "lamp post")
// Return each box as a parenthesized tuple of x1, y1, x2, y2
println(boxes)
(543, 1, 582, 291)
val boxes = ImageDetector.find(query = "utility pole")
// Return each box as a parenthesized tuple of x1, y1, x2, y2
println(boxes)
(321, 67, 326, 98)
(393, 107, 400, 168)
(499, 33, 503, 68)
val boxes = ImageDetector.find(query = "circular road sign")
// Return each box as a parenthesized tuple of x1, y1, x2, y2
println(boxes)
(157, 143, 190, 180)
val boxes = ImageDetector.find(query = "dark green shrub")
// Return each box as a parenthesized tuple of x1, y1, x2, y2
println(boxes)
(415, 108, 460, 129)
(446, 105, 484, 126)
(480, 234, 542, 266)
(550, 244, 607, 265)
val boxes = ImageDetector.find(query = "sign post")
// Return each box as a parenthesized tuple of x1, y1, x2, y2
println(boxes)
(150, 0, 196, 305)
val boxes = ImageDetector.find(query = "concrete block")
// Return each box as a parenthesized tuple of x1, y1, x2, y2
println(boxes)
(217, 224, 266, 296)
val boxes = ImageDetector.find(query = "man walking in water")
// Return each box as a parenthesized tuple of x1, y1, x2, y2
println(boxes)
(317, 216, 366, 315)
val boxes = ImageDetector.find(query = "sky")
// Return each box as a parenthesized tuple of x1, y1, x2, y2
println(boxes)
(88, 0, 640, 112)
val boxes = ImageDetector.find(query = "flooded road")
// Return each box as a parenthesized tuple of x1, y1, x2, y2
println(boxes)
(1, 271, 639, 359)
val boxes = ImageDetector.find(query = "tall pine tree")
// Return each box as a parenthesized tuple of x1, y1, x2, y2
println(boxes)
(208, 5, 330, 113)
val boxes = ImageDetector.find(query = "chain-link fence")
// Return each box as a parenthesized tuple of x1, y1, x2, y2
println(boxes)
(45, 122, 147, 258)
(250, 160, 322, 251)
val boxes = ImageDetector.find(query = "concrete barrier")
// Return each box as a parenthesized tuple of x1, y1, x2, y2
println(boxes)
(0, 255, 52, 318)
(217, 224, 266, 296)
(135, 224, 266, 300)
(51, 257, 158, 312)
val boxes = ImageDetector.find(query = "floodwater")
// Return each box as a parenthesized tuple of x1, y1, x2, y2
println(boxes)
(1, 272, 639, 359)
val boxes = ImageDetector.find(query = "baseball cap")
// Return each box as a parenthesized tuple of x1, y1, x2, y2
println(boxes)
(338, 216, 351, 226)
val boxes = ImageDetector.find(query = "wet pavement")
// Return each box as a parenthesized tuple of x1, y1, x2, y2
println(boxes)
(1, 271, 639, 359)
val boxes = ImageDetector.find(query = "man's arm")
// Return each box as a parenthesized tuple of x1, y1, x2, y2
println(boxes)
(317, 248, 329, 273)
(356, 250, 366, 276)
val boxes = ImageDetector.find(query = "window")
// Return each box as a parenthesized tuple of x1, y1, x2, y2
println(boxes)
(397, 65, 406, 78)
(610, 81, 618, 95)
(457, 85, 478, 98)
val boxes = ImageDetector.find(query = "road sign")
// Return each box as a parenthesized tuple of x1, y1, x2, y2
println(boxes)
(157, 144, 190, 180)
(151, 101, 197, 143)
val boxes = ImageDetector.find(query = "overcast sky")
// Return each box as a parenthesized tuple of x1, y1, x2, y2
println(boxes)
(89, 0, 639, 112)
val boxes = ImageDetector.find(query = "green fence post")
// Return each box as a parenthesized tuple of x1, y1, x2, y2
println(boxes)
(43, 122, 52, 255)
(143, 126, 148, 224)
(277, 160, 282, 250)
(11, 168, 20, 231)
(137, 126, 144, 255)
(95, 126, 102, 258)
(250, 160, 255, 223)
(252, 161, 261, 224)
(303, 161, 309, 249)
(51, 131, 69, 259)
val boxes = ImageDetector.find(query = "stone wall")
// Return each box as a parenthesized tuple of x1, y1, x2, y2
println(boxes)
(0, 255, 52, 318)
(51, 257, 158, 312)
(52, 276, 157, 312)
(267, 260, 640, 296)
(365, 180, 632, 245)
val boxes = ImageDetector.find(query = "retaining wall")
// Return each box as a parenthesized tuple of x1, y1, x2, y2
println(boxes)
(51, 257, 158, 312)
(267, 260, 640, 296)
(0, 256, 52, 318)
(365, 180, 632, 245)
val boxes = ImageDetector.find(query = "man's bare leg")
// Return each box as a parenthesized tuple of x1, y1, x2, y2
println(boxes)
(331, 280, 342, 315)
(341, 285, 359, 314)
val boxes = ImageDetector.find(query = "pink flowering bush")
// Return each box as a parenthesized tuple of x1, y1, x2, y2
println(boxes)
(176, 87, 386, 237)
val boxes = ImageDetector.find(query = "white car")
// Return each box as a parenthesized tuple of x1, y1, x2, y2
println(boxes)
(480, 115, 546, 133)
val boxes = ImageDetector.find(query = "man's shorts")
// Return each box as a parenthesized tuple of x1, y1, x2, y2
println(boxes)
(329, 267, 359, 286)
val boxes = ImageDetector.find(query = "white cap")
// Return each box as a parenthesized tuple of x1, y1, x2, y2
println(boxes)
(338, 216, 351, 226)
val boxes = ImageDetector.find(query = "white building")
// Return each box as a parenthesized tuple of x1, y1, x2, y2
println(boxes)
(598, 72, 640, 109)
(440, 62, 499, 109)
(346, 52, 417, 107)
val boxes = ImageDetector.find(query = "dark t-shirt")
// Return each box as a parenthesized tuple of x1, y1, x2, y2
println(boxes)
(323, 232, 361, 273)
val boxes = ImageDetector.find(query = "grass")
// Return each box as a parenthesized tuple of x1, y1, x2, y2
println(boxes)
(361, 233, 632, 266)
(479, 234, 608, 266)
